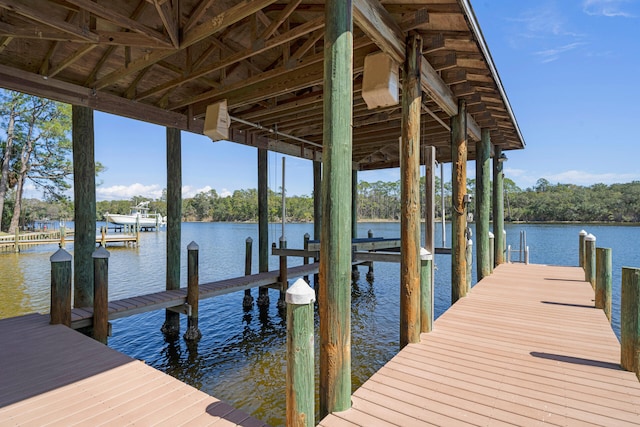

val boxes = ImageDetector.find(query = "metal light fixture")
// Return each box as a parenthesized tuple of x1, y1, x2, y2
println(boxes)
(498, 152, 508, 163)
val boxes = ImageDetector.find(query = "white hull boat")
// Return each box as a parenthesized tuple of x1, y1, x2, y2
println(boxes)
(104, 202, 166, 228)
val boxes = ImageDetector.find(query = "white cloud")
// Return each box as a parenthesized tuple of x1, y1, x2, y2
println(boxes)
(219, 188, 232, 198)
(96, 183, 164, 201)
(182, 185, 213, 198)
(535, 42, 586, 63)
(543, 170, 640, 185)
(583, 0, 636, 17)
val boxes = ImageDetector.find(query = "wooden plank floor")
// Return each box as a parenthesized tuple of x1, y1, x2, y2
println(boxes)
(0, 313, 269, 426)
(71, 262, 320, 328)
(319, 263, 640, 426)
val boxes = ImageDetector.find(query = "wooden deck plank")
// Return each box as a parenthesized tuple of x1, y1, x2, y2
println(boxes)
(0, 313, 268, 426)
(318, 263, 640, 426)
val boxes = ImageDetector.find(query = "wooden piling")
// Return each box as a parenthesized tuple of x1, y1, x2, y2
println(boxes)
(13, 227, 19, 253)
(451, 98, 468, 303)
(366, 229, 374, 282)
(184, 241, 201, 341)
(313, 161, 322, 287)
(319, 0, 353, 415)
(579, 229, 587, 268)
(50, 248, 72, 326)
(424, 146, 436, 304)
(621, 267, 640, 377)
(278, 237, 288, 310)
(476, 129, 491, 281)
(258, 148, 270, 307)
(162, 126, 181, 336)
(584, 234, 596, 289)
(60, 225, 66, 248)
(493, 146, 505, 266)
(466, 238, 473, 293)
(303, 233, 310, 283)
(243, 237, 254, 308)
(286, 279, 316, 427)
(420, 248, 433, 333)
(92, 245, 110, 344)
(595, 247, 612, 322)
(352, 169, 360, 281)
(72, 105, 96, 308)
(489, 231, 495, 274)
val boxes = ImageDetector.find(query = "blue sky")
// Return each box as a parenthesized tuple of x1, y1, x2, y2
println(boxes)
(28, 0, 640, 201)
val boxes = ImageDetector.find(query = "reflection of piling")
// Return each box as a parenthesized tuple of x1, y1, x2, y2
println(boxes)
(243, 237, 254, 308)
(50, 248, 72, 326)
(92, 245, 110, 344)
(621, 267, 640, 378)
(184, 241, 201, 341)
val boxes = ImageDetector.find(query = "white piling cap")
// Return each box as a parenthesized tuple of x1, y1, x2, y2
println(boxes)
(92, 245, 110, 259)
(187, 241, 199, 250)
(286, 278, 316, 305)
(420, 247, 432, 261)
(468, 239, 473, 246)
(488, 231, 494, 238)
(585, 233, 596, 242)
(579, 230, 587, 236)
(50, 247, 72, 263)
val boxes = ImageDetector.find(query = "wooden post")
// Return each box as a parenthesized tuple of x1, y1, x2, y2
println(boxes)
(579, 229, 587, 268)
(101, 226, 106, 246)
(60, 224, 66, 248)
(319, 0, 352, 416)
(493, 146, 505, 266)
(243, 237, 254, 308)
(50, 248, 72, 326)
(420, 248, 433, 333)
(278, 237, 288, 310)
(351, 169, 360, 280)
(488, 231, 495, 274)
(92, 245, 110, 344)
(13, 226, 19, 253)
(466, 238, 473, 293)
(303, 233, 310, 283)
(72, 105, 96, 308)
(584, 233, 596, 289)
(595, 247, 612, 322)
(184, 241, 202, 341)
(286, 279, 316, 427)
(621, 267, 640, 376)
(313, 161, 322, 287)
(162, 127, 181, 336)
(257, 147, 270, 307)
(476, 129, 491, 281)
(399, 33, 422, 348)
(366, 229, 374, 282)
(451, 99, 468, 303)
(424, 146, 436, 306)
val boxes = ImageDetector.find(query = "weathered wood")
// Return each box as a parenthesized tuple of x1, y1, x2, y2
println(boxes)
(50, 248, 72, 326)
(400, 33, 422, 348)
(92, 246, 110, 344)
(72, 105, 96, 308)
(466, 238, 473, 292)
(621, 267, 640, 376)
(303, 233, 310, 283)
(579, 229, 587, 268)
(424, 146, 435, 302)
(595, 247, 612, 322)
(489, 231, 494, 274)
(319, 0, 353, 416)
(352, 169, 360, 280)
(353, 0, 405, 64)
(278, 237, 288, 309)
(584, 234, 596, 289)
(493, 146, 505, 266)
(184, 241, 201, 341)
(451, 99, 467, 303)
(313, 160, 322, 286)
(258, 147, 270, 307)
(286, 279, 316, 427)
(243, 237, 254, 308)
(162, 127, 181, 336)
(476, 129, 491, 281)
(420, 248, 433, 333)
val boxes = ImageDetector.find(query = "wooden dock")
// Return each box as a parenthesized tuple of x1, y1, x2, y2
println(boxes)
(319, 263, 640, 426)
(71, 262, 320, 329)
(0, 230, 138, 252)
(0, 313, 268, 426)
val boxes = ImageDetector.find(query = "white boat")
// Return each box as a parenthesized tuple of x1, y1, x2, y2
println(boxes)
(104, 202, 166, 228)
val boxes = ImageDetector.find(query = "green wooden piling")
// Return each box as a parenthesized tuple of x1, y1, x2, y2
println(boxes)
(243, 237, 254, 308)
(420, 248, 433, 333)
(313, 161, 322, 287)
(92, 245, 110, 344)
(50, 248, 72, 326)
(184, 241, 201, 341)
(286, 279, 316, 427)
(60, 225, 66, 248)
(466, 238, 473, 293)
(595, 247, 612, 322)
(489, 232, 495, 274)
(621, 267, 640, 377)
(162, 127, 181, 336)
(451, 98, 468, 303)
(476, 129, 491, 281)
(584, 234, 596, 289)
(579, 229, 587, 268)
(352, 169, 360, 280)
(258, 148, 270, 306)
(319, 0, 353, 416)
(72, 105, 96, 308)
(493, 146, 505, 266)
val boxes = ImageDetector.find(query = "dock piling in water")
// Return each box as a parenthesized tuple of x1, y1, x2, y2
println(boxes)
(621, 267, 640, 377)
(184, 241, 201, 341)
(50, 248, 72, 327)
(278, 237, 288, 310)
(366, 230, 374, 282)
(420, 248, 433, 333)
(92, 245, 110, 344)
(584, 234, 596, 289)
(579, 229, 587, 268)
(243, 237, 254, 308)
(595, 247, 612, 321)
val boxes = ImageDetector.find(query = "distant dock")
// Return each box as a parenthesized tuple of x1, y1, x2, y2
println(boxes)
(0, 227, 140, 253)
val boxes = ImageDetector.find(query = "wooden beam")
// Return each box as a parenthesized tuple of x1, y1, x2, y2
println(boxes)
(451, 99, 467, 303)
(353, 0, 405, 64)
(259, 0, 301, 40)
(47, 44, 97, 78)
(153, 0, 179, 48)
(420, 55, 456, 116)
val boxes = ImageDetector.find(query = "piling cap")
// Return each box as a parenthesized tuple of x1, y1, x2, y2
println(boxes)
(488, 231, 494, 238)
(468, 239, 473, 246)
(245, 237, 252, 243)
(420, 247, 432, 261)
(50, 247, 72, 263)
(585, 233, 596, 242)
(92, 245, 110, 259)
(286, 278, 316, 305)
(187, 241, 199, 250)
(579, 230, 588, 236)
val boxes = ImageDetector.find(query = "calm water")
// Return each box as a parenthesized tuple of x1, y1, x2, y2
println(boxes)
(1, 222, 638, 425)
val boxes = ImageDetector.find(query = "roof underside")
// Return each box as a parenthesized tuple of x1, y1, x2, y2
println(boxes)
(0, 0, 525, 168)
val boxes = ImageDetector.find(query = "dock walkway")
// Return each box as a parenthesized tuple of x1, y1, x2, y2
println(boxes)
(0, 313, 268, 426)
(320, 263, 640, 426)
